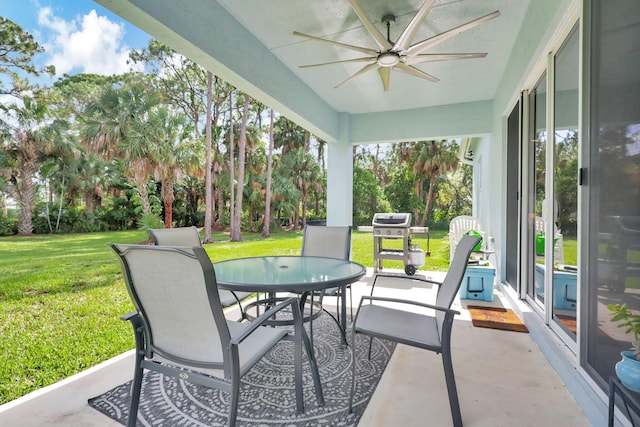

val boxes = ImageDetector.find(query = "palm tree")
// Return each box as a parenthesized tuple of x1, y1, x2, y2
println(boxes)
(281, 147, 322, 228)
(0, 97, 75, 235)
(69, 153, 109, 215)
(270, 172, 299, 227)
(82, 80, 160, 216)
(273, 116, 306, 155)
(410, 140, 460, 226)
(134, 106, 194, 227)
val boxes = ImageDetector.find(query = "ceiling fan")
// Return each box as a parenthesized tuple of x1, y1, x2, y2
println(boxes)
(293, 0, 500, 91)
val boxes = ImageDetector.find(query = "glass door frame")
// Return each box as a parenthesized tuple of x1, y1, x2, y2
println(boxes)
(519, 23, 580, 354)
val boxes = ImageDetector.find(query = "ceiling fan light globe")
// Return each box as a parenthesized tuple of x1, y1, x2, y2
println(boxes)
(377, 52, 400, 67)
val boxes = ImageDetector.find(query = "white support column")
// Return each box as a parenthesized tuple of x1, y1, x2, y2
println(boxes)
(326, 114, 353, 226)
(327, 142, 353, 226)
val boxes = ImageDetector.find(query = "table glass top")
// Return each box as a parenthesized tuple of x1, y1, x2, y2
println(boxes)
(213, 256, 366, 292)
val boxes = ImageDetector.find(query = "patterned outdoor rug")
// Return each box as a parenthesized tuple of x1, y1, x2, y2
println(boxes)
(88, 313, 395, 426)
(467, 305, 529, 333)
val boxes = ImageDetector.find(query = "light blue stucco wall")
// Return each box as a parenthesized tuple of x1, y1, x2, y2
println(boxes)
(349, 100, 493, 144)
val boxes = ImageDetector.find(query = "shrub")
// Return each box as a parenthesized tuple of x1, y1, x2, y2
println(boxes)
(0, 212, 18, 236)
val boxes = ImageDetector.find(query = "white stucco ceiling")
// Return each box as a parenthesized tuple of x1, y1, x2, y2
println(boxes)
(216, 0, 528, 115)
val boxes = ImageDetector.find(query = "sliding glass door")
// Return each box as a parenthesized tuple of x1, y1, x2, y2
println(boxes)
(523, 24, 579, 347)
(527, 73, 547, 309)
(551, 25, 579, 341)
(585, 0, 640, 390)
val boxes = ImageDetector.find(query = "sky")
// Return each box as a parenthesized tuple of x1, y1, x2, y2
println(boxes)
(0, 0, 151, 82)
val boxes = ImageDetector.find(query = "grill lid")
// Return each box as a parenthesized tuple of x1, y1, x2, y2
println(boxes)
(372, 213, 412, 227)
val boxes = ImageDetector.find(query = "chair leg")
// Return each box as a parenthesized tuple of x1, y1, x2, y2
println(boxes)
(319, 305, 347, 346)
(228, 377, 240, 427)
(316, 288, 348, 347)
(309, 293, 314, 346)
(293, 305, 305, 414)
(300, 317, 324, 406)
(348, 330, 358, 413)
(442, 351, 463, 427)
(127, 358, 144, 427)
(231, 291, 247, 322)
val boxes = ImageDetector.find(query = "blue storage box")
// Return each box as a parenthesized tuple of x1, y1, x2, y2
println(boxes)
(460, 265, 495, 302)
(554, 272, 577, 310)
(534, 264, 577, 310)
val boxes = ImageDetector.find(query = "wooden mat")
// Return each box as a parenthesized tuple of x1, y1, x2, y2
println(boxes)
(467, 305, 529, 333)
(556, 314, 577, 334)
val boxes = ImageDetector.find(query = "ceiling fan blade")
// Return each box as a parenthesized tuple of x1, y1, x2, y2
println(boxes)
(293, 31, 377, 55)
(394, 62, 440, 83)
(406, 11, 500, 57)
(405, 52, 488, 65)
(299, 57, 376, 68)
(335, 62, 379, 88)
(348, 0, 393, 51)
(378, 67, 391, 92)
(393, 0, 437, 52)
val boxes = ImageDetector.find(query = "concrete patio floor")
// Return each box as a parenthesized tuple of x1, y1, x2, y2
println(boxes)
(0, 268, 592, 426)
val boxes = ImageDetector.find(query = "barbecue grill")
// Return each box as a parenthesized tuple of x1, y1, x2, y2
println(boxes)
(372, 213, 428, 275)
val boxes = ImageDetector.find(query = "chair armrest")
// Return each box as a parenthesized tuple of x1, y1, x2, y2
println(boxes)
(231, 297, 300, 344)
(120, 310, 138, 321)
(120, 311, 142, 328)
(373, 273, 442, 286)
(358, 295, 460, 317)
(371, 274, 442, 295)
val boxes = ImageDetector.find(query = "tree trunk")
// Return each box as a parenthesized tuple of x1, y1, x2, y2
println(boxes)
(303, 130, 311, 152)
(216, 184, 224, 227)
(203, 71, 213, 242)
(293, 203, 300, 229)
(17, 160, 37, 236)
(231, 94, 250, 242)
(229, 93, 237, 240)
(84, 188, 96, 214)
(420, 173, 437, 227)
(132, 165, 152, 215)
(262, 109, 274, 238)
(163, 180, 174, 228)
(301, 185, 307, 229)
(135, 179, 152, 215)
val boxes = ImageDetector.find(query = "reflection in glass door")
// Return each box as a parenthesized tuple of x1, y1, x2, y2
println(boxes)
(528, 73, 547, 309)
(551, 25, 579, 342)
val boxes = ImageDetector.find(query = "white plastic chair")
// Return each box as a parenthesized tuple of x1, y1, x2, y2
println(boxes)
(449, 216, 489, 262)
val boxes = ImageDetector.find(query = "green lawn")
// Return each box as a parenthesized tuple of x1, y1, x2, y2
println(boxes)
(0, 229, 450, 405)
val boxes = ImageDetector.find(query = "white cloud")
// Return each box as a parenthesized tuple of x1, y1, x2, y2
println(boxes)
(37, 7, 143, 77)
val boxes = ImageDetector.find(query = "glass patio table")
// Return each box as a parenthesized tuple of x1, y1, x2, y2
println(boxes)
(214, 255, 366, 346)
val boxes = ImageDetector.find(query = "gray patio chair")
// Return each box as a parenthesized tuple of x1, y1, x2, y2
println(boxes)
(348, 234, 481, 427)
(300, 225, 353, 323)
(255, 225, 353, 343)
(109, 243, 323, 427)
(148, 226, 252, 321)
